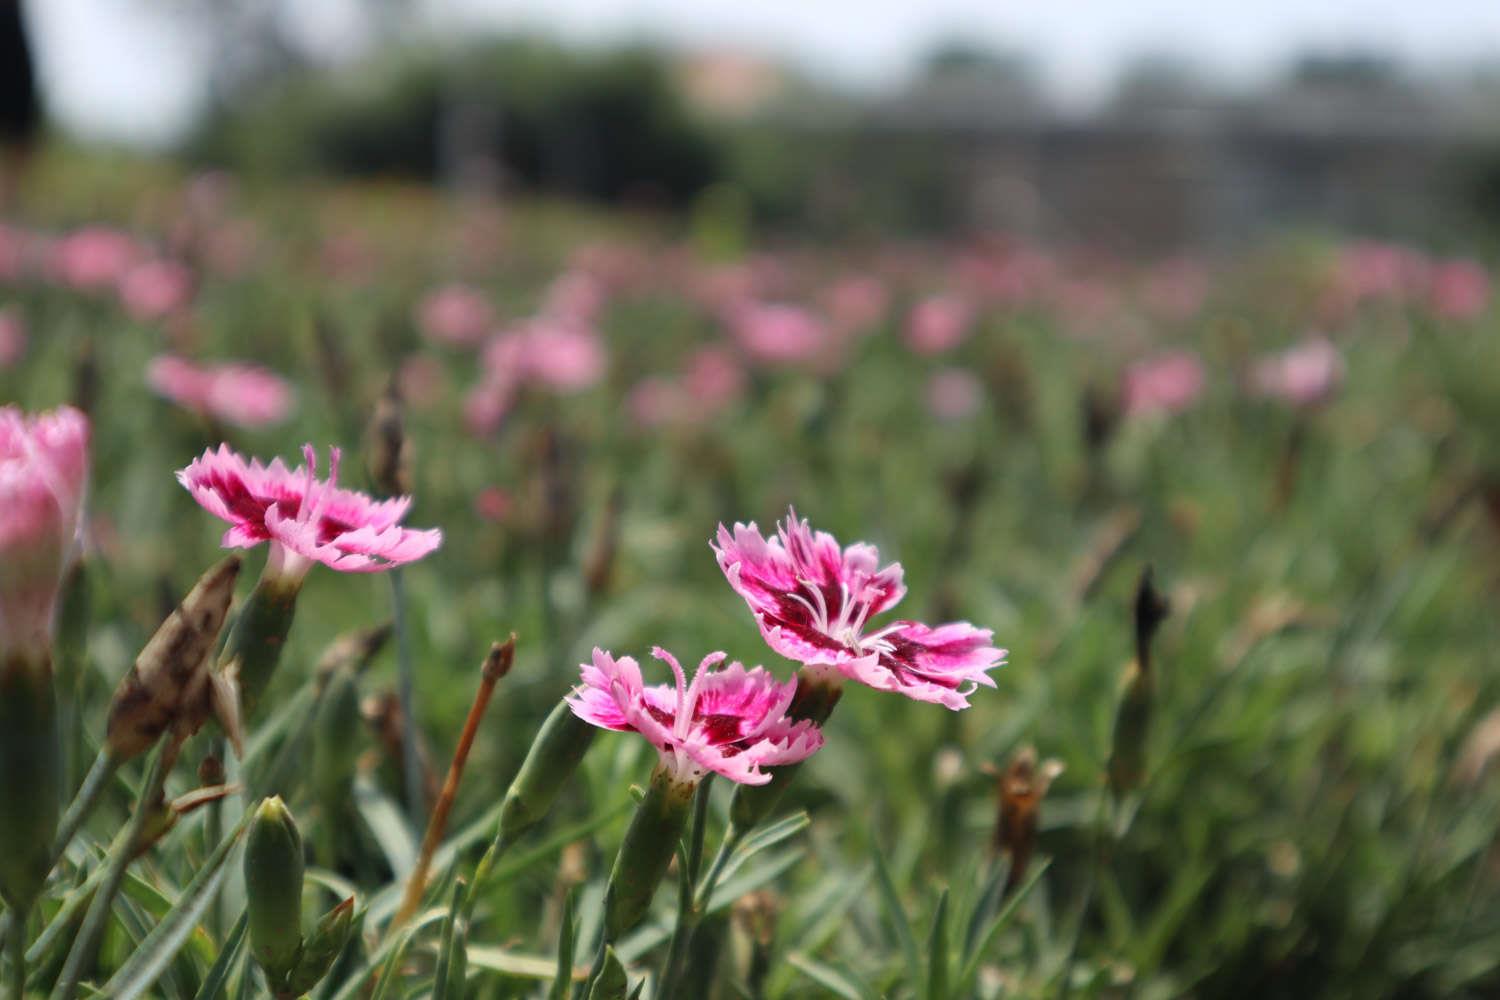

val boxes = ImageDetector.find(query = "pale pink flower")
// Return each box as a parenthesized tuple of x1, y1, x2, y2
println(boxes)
(542, 270, 607, 326)
(1121, 351, 1205, 417)
(905, 295, 973, 355)
(415, 284, 493, 347)
(474, 486, 513, 523)
(484, 321, 606, 391)
(0, 406, 89, 662)
(824, 276, 889, 334)
(713, 510, 1005, 710)
(51, 227, 140, 291)
(1429, 259, 1490, 321)
(730, 302, 829, 366)
(119, 259, 194, 321)
(147, 355, 295, 428)
(177, 444, 442, 581)
(682, 346, 745, 408)
(926, 368, 984, 422)
(1250, 338, 1344, 408)
(0, 308, 26, 368)
(627, 377, 683, 429)
(567, 646, 823, 785)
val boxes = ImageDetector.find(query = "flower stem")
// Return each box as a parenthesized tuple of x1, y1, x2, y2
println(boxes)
(51, 748, 118, 864)
(391, 639, 513, 933)
(55, 738, 169, 1000)
(389, 569, 425, 829)
(6, 904, 26, 1000)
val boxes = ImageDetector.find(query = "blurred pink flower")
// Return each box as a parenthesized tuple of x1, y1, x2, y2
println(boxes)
(541, 270, 607, 326)
(713, 510, 1005, 710)
(926, 368, 984, 422)
(626, 377, 682, 429)
(397, 354, 447, 410)
(147, 355, 295, 428)
(568, 646, 823, 785)
(415, 284, 493, 346)
(905, 295, 974, 355)
(1121, 351, 1205, 417)
(0, 308, 26, 368)
(474, 486, 514, 523)
(0, 405, 89, 662)
(119, 259, 194, 321)
(1250, 338, 1344, 408)
(824, 276, 889, 334)
(730, 302, 829, 366)
(485, 320, 607, 391)
(51, 227, 140, 291)
(1429, 259, 1490, 321)
(177, 444, 442, 581)
(682, 346, 745, 408)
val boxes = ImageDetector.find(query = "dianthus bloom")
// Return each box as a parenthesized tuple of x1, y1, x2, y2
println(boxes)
(905, 294, 973, 355)
(119, 259, 194, 321)
(1249, 338, 1344, 408)
(0, 406, 89, 663)
(177, 444, 441, 582)
(713, 510, 1004, 710)
(568, 647, 823, 785)
(729, 302, 830, 366)
(1429, 259, 1490, 322)
(415, 284, 493, 346)
(147, 355, 295, 428)
(1121, 351, 1205, 418)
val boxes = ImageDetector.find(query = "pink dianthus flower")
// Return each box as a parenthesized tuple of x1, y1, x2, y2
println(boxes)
(713, 510, 1004, 710)
(177, 444, 441, 582)
(568, 647, 823, 785)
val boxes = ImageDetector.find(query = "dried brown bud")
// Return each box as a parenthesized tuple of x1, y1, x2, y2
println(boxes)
(732, 889, 780, 948)
(1133, 567, 1171, 674)
(583, 486, 624, 597)
(315, 622, 393, 689)
(365, 378, 412, 498)
(484, 634, 517, 683)
(106, 556, 242, 761)
(993, 746, 1062, 897)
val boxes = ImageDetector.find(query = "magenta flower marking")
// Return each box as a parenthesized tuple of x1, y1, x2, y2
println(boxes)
(713, 510, 1004, 710)
(567, 647, 823, 785)
(177, 444, 441, 580)
(0, 405, 89, 660)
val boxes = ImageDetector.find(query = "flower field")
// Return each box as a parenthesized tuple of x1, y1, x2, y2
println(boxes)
(3, 154, 1500, 999)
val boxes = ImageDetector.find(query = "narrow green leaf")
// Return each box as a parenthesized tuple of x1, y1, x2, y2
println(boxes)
(353, 774, 417, 879)
(871, 842, 922, 992)
(466, 945, 575, 980)
(785, 953, 873, 1000)
(431, 878, 466, 1000)
(703, 812, 810, 893)
(192, 911, 249, 1000)
(953, 858, 1051, 995)
(925, 889, 950, 1000)
(103, 811, 252, 1000)
(325, 909, 447, 1000)
(549, 892, 576, 1000)
(705, 848, 805, 914)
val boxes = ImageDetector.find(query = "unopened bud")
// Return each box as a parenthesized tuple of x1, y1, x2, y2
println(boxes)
(994, 746, 1062, 896)
(313, 666, 364, 808)
(106, 556, 241, 761)
(496, 699, 597, 845)
(583, 485, 624, 597)
(314, 623, 392, 690)
(365, 378, 411, 499)
(245, 796, 306, 984)
(288, 896, 357, 994)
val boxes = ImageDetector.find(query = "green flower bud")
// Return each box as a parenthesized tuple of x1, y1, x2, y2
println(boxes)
(586, 946, 628, 1000)
(222, 572, 301, 719)
(106, 557, 241, 761)
(1107, 660, 1153, 799)
(0, 650, 59, 910)
(603, 766, 695, 942)
(245, 796, 306, 983)
(287, 896, 357, 995)
(313, 666, 364, 808)
(496, 699, 597, 845)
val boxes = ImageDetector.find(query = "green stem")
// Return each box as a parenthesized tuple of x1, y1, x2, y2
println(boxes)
(55, 739, 169, 1000)
(52, 749, 118, 865)
(658, 779, 714, 1000)
(7, 904, 26, 1000)
(389, 570, 424, 829)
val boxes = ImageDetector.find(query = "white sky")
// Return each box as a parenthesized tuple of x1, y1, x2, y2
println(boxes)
(27, 0, 1500, 146)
